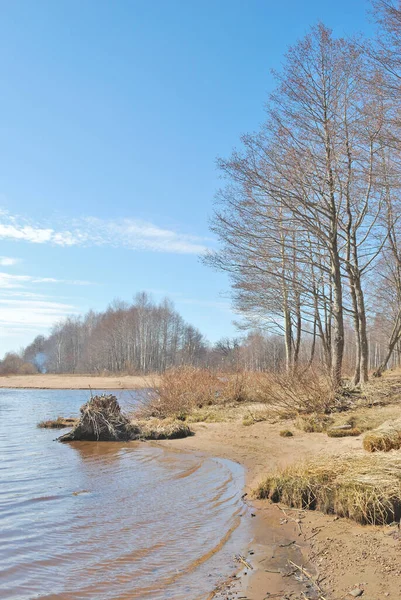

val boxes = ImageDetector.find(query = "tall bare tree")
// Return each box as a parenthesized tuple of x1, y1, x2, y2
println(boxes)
(206, 24, 387, 386)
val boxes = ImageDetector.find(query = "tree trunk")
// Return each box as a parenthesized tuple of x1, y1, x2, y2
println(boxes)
(354, 276, 369, 383)
(331, 251, 345, 387)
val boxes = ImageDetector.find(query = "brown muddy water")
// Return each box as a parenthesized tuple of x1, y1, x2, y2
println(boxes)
(0, 389, 251, 599)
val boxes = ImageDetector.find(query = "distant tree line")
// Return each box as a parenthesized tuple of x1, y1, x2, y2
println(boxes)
(8, 294, 287, 375)
(19, 293, 207, 375)
(2, 291, 401, 376)
(205, 1, 401, 386)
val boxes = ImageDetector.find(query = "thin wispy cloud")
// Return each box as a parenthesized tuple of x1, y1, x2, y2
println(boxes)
(0, 275, 83, 344)
(0, 298, 79, 328)
(0, 209, 209, 254)
(0, 272, 92, 289)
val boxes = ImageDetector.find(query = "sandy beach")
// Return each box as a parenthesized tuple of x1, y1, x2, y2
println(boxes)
(159, 417, 401, 599)
(0, 374, 159, 389)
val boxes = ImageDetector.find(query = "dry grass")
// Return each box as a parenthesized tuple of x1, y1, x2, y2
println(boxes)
(38, 417, 78, 429)
(256, 453, 401, 525)
(242, 405, 273, 426)
(363, 418, 401, 452)
(327, 404, 401, 433)
(186, 406, 231, 423)
(135, 367, 401, 430)
(295, 413, 334, 433)
(185, 403, 273, 424)
(327, 427, 361, 438)
(360, 375, 401, 407)
(131, 417, 193, 440)
(137, 366, 337, 421)
(279, 429, 294, 437)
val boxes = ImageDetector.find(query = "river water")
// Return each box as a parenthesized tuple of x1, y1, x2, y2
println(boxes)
(0, 389, 250, 599)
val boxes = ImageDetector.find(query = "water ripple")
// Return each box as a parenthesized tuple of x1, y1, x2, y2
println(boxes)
(0, 388, 249, 599)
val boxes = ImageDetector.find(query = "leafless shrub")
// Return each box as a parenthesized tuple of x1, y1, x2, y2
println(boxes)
(136, 367, 221, 419)
(136, 366, 339, 421)
(249, 370, 336, 417)
(0, 352, 38, 375)
(218, 370, 255, 403)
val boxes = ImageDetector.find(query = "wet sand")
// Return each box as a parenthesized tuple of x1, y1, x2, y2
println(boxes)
(0, 373, 159, 389)
(159, 419, 401, 599)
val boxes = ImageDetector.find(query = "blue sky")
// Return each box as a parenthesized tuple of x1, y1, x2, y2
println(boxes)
(0, 0, 373, 356)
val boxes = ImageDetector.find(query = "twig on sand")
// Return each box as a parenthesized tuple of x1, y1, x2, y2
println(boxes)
(235, 554, 253, 570)
(278, 506, 303, 535)
(264, 568, 281, 573)
(278, 540, 297, 547)
(305, 527, 325, 541)
(288, 560, 326, 600)
(282, 569, 297, 578)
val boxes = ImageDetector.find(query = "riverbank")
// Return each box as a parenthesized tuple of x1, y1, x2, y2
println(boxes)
(16, 370, 401, 598)
(0, 373, 159, 389)
(158, 414, 401, 599)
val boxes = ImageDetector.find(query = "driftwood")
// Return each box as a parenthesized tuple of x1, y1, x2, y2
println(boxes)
(58, 395, 136, 442)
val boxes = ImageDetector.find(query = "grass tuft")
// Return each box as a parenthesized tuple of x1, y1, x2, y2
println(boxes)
(280, 429, 294, 437)
(131, 417, 193, 440)
(295, 413, 334, 433)
(363, 418, 401, 452)
(255, 453, 401, 525)
(37, 417, 78, 429)
(327, 427, 361, 438)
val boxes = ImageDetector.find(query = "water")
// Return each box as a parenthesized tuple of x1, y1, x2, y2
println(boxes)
(0, 389, 249, 599)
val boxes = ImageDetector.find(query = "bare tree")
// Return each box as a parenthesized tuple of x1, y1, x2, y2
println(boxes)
(206, 25, 385, 386)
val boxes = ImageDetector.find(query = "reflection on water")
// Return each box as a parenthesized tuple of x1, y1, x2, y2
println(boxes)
(0, 389, 249, 599)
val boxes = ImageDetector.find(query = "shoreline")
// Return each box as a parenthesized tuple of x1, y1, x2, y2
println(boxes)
(13, 378, 401, 598)
(0, 374, 159, 389)
(156, 422, 334, 600)
(157, 419, 401, 599)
